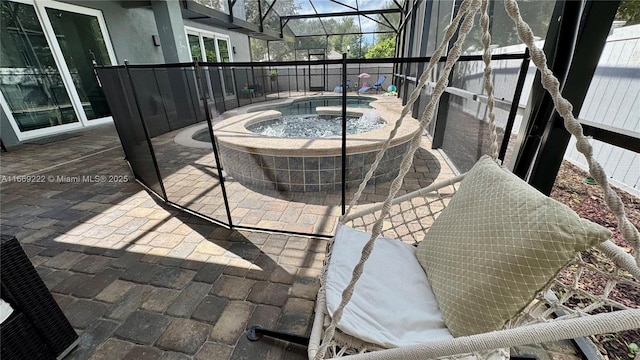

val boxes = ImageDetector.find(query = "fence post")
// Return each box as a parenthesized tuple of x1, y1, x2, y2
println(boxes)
(123, 60, 168, 201)
(499, 49, 530, 162)
(341, 53, 348, 215)
(195, 60, 234, 227)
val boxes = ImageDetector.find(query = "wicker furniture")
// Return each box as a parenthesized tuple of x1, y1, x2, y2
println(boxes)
(1, 235, 78, 359)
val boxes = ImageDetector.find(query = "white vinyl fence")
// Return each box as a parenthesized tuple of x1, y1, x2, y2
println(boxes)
(458, 24, 640, 196)
(565, 25, 640, 197)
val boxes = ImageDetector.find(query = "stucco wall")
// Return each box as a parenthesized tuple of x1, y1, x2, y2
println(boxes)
(1, 0, 253, 146)
(59, 1, 164, 64)
(58, 1, 251, 64)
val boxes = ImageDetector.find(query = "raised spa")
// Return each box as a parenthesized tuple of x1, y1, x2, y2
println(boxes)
(246, 112, 385, 138)
(210, 99, 419, 192)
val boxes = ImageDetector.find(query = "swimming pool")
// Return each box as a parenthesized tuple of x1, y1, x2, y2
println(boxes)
(250, 96, 374, 116)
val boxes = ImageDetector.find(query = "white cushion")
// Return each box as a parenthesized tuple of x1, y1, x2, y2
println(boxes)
(0, 299, 14, 324)
(325, 224, 453, 348)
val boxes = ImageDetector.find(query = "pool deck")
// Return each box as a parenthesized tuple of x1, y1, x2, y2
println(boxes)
(155, 94, 453, 236)
(0, 93, 582, 360)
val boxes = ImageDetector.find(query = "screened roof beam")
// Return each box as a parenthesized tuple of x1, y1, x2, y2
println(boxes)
(257, 0, 277, 32)
(227, 0, 237, 22)
(362, 14, 395, 32)
(393, 0, 405, 13)
(398, 0, 419, 32)
(293, 31, 395, 38)
(279, 17, 290, 38)
(327, 0, 392, 33)
(308, 0, 329, 36)
(281, 9, 401, 20)
(379, 13, 398, 32)
(329, 0, 358, 12)
(261, 0, 276, 22)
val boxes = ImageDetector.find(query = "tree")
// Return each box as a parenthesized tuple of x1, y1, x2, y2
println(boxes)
(365, 37, 396, 58)
(246, 0, 299, 61)
(325, 17, 365, 58)
(375, 1, 401, 42)
(462, 0, 555, 52)
(616, 0, 640, 25)
(365, 1, 400, 58)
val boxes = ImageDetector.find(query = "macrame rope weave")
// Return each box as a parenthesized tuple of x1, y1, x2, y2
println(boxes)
(503, 0, 640, 265)
(480, 0, 500, 161)
(314, 1, 483, 358)
(312, 0, 640, 358)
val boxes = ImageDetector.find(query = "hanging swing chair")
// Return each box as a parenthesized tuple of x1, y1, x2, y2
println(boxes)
(299, 0, 640, 359)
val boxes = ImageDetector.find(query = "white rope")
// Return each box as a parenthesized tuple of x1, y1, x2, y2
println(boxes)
(313, 2, 483, 359)
(311, 2, 640, 358)
(341, 0, 474, 220)
(503, 0, 640, 265)
(480, 0, 499, 162)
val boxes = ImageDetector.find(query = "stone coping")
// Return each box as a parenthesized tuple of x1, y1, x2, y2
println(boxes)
(211, 101, 419, 157)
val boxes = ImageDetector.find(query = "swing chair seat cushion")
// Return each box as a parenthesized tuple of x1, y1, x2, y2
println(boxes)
(416, 156, 611, 337)
(325, 224, 454, 348)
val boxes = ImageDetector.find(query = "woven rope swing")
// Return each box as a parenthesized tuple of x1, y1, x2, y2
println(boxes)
(307, 0, 640, 359)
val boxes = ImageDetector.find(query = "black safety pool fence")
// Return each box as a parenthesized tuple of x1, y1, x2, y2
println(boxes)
(95, 53, 529, 237)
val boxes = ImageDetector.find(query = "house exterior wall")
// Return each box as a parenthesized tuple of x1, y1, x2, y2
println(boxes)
(58, 1, 251, 64)
(58, 0, 164, 64)
(1, 0, 251, 148)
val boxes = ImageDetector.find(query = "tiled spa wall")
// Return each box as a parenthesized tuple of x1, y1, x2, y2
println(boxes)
(219, 142, 411, 192)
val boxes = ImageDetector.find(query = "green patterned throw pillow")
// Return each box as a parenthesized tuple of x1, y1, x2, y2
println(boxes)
(415, 156, 610, 337)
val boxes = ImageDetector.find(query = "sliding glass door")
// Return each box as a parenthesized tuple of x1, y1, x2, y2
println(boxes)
(0, 0, 116, 140)
(186, 27, 235, 100)
(44, 5, 113, 121)
(0, 0, 80, 134)
(217, 38, 235, 98)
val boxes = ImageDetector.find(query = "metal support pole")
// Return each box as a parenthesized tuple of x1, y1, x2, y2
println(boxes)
(235, 68, 241, 108)
(195, 61, 234, 227)
(341, 53, 348, 215)
(511, 0, 619, 195)
(227, 0, 235, 23)
(400, 1, 418, 104)
(257, 0, 263, 32)
(295, 64, 299, 92)
(412, 0, 433, 118)
(246, 325, 309, 346)
(499, 49, 530, 161)
(431, 0, 463, 149)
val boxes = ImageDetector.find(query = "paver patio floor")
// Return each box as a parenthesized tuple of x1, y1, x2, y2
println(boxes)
(0, 96, 582, 360)
(152, 95, 454, 236)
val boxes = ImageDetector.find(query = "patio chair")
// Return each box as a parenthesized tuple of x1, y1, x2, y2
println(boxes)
(248, 0, 640, 359)
(249, 84, 264, 97)
(334, 79, 351, 93)
(358, 75, 386, 94)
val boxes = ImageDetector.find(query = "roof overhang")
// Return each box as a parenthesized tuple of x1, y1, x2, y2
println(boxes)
(181, 0, 282, 41)
(119, 0, 282, 42)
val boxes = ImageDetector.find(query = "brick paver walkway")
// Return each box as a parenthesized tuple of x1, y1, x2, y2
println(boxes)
(1, 124, 322, 359)
(0, 97, 582, 360)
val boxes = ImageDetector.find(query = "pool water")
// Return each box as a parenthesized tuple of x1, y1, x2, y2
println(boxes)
(246, 112, 384, 138)
(251, 96, 374, 116)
